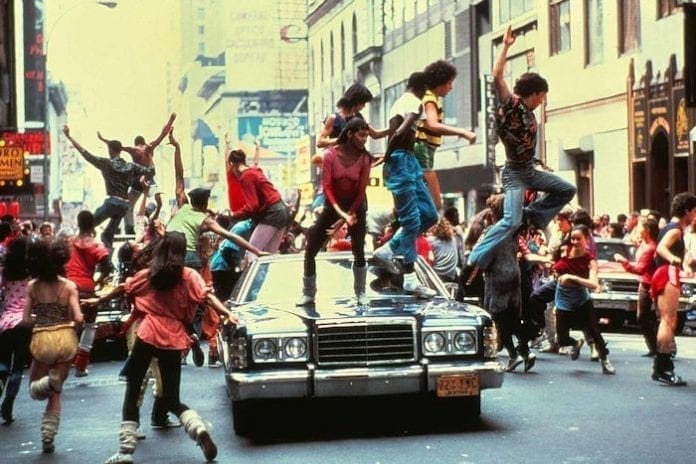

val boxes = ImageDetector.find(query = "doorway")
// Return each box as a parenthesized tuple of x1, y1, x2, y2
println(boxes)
(649, 132, 670, 218)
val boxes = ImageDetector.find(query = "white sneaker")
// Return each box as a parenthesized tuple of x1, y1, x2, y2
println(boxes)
(356, 293, 369, 306)
(373, 245, 400, 274)
(402, 273, 436, 298)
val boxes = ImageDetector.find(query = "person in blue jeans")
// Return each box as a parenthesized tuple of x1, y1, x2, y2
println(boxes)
(469, 25, 576, 272)
(372, 72, 438, 298)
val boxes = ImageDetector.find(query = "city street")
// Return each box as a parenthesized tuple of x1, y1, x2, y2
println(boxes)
(2, 331, 696, 464)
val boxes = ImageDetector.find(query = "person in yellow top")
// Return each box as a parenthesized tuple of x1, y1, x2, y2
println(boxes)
(414, 60, 477, 210)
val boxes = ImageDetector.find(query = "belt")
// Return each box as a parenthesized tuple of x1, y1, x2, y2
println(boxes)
(107, 195, 128, 202)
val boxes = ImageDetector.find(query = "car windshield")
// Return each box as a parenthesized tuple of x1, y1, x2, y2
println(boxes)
(595, 241, 635, 261)
(239, 256, 443, 304)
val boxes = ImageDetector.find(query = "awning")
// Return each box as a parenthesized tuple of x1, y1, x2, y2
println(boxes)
(195, 119, 219, 148)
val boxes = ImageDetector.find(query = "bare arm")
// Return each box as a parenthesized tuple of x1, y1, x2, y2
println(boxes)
(82, 283, 126, 309)
(252, 139, 261, 167)
(224, 132, 232, 172)
(368, 124, 389, 140)
(169, 129, 188, 207)
(67, 283, 84, 325)
(316, 114, 338, 148)
(202, 216, 268, 256)
(657, 228, 684, 267)
(422, 101, 476, 142)
(149, 112, 177, 148)
(558, 260, 600, 291)
(205, 292, 239, 324)
(493, 25, 514, 103)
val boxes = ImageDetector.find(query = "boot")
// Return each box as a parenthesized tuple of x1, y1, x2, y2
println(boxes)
(180, 409, 218, 462)
(1, 396, 14, 424)
(29, 376, 51, 400)
(41, 411, 60, 453)
(104, 420, 139, 463)
(296, 275, 316, 306)
(353, 265, 368, 305)
(74, 322, 97, 377)
(652, 353, 686, 386)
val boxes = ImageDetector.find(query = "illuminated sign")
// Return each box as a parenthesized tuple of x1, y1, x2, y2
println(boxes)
(0, 131, 49, 154)
(0, 144, 28, 182)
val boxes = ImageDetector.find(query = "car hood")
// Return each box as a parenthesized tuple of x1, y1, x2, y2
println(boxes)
(233, 296, 490, 332)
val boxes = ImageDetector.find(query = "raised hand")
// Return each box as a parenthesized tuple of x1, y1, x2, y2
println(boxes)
(503, 25, 515, 47)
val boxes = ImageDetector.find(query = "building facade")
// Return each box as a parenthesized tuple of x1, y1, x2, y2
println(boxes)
(306, 0, 696, 221)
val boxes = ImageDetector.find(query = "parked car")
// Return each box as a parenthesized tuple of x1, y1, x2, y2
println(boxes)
(217, 252, 504, 435)
(593, 238, 695, 330)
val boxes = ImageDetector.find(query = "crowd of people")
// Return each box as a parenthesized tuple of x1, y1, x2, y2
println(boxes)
(1, 34, 695, 463)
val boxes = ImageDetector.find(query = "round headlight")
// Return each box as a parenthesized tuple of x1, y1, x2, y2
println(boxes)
(453, 331, 475, 352)
(600, 280, 611, 292)
(284, 338, 307, 359)
(423, 332, 446, 353)
(253, 339, 277, 360)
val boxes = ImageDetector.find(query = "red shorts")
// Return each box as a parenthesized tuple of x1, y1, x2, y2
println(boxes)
(650, 264, 681, 300)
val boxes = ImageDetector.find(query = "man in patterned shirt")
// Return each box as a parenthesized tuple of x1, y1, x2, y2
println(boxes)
(62, 125, 154, 250)
(469, 26, 576, 272)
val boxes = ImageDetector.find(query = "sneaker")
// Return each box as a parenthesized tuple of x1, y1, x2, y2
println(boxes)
(570, 339, 584, 361)
(523, 353, 537, 373)
(373, 244, 400, 274)
(402, 280, 437, 298)
(135, 429, 146, 440)
(151, 417, 182, 429)
(506, 355, 524, 372)
(190, 335, 205, 368)
(105, 452, 134, 464)
(196, 430, 218, 462)
(601, 359, 616, 375)
(74, 369, 89, 378)
(652, 370, 687, 386)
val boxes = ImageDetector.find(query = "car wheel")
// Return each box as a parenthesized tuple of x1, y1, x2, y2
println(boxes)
(231, 399, 253, 436)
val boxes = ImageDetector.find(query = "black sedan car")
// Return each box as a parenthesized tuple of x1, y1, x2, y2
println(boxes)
(217, 252, 504, 435)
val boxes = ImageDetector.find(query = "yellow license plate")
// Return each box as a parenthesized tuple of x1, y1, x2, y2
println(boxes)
(436, 374, 480, 397)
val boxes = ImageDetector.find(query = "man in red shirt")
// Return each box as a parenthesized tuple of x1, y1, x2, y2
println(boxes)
(65, 210, 113, 377)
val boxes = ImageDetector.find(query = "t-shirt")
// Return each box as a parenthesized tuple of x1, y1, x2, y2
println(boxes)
(124, 267, 208, 351)
(553, 252, 594, 311)
(166, 204, 207, 252)
(415, 90, 443, 147)
(209, 219, 254, 272)
(321, 146, 371, 214)
(65, 238, 111, 293)
(388, 92, 422, 129)
(428, 237, 459, 281)
(495, 94, 538, 167)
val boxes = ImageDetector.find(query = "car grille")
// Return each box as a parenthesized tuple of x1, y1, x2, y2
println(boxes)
(607, 280, 639, 293)
(316, 319, 416, 366)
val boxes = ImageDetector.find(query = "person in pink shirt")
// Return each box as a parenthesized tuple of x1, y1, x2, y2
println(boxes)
(85, 231, 237, 464)
(298, 118, 372, 305)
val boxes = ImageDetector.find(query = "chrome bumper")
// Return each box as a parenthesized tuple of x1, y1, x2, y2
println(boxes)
(226, 360, 505, 401)
(591, 293, 637, 311)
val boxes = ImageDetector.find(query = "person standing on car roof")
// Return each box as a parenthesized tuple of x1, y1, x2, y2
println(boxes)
(298, 117, 372, 306)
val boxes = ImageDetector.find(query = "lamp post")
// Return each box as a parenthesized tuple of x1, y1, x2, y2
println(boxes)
(43, 0, 117, 222)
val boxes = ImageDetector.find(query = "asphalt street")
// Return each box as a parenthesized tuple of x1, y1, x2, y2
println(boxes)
(2, 332, 696, 464)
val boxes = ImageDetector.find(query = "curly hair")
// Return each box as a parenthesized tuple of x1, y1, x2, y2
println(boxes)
(3, 236, 30, 282)
(431, 218, 454, 241)
(670, 191, 696, 218)
(28, 239, 70, 281)
(423, 60, 457, 89)
(513, 72, 549, 98)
